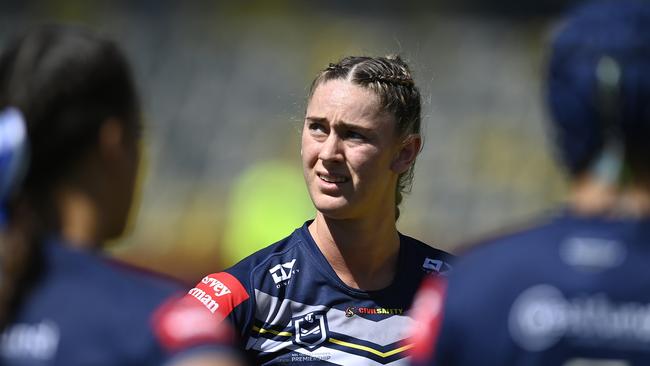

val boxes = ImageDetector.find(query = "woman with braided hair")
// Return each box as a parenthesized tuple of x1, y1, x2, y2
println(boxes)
(0, 25, 242, 366)
(184, 55, 453, 365)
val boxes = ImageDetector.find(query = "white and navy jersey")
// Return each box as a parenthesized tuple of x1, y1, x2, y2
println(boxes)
(410, 210, 650, 366)
(187, 221, 453, 366)
(0, 239, 234, 366)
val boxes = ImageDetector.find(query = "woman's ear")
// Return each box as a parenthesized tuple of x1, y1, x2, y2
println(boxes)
(391, 134, 422, 174)
(98, 118, 126, 161)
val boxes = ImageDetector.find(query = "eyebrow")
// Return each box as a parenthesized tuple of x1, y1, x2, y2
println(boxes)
(305, 116, 327, 124)
(304, 116, 375, 134)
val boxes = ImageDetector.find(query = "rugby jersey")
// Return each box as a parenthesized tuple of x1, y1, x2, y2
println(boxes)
(187, 221, 453, 366)
(410, 210, 650, 366)
(0, 238, 233, 366)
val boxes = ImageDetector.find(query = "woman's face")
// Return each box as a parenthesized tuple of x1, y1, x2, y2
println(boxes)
(302, 79, 404, 220)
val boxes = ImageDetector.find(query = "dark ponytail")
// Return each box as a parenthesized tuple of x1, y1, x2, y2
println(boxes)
(0, 25, 140, 330)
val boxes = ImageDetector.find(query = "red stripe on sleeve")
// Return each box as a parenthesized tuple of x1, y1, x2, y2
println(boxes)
(152, 294, 235, 353)
(408, 276, 448, 363)
(185, 272, 250, 318)
(152, 272, 250, 353)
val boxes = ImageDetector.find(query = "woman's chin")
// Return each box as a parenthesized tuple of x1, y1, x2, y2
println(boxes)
(313, 200, 354, 220)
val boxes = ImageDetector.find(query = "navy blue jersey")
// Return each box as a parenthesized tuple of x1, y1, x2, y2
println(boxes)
(186, 221, 453, 366)
(410, 210, 650, 366)
(0, 239, 233, 366)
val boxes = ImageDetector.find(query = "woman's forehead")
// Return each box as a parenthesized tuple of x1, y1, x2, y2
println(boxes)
(306, 79, 390, 125)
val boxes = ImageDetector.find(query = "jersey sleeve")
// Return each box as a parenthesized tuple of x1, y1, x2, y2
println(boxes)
(408, 275, 449, 366)
(152, 294, 236, 354)
(149, 271, 253, 365)
(182, 272, 253, 341)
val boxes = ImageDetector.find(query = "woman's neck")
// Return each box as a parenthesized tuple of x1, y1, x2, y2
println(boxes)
(56, 187, 101, 250)
(570, 175, 650, 218)
(308, 212, 400, 291)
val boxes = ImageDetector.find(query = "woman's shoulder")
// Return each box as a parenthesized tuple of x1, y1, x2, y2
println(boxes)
(400, 233, 454, 259)
(225, 224, 308, 278)
(399, 233, 455, 276)
(12, 245, 187, 365)
(44, 242, 183, 313)
(101, 257, 185, 298)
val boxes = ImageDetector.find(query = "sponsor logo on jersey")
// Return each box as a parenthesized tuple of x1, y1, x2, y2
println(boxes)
(269, 259, 299, 287)
(201, 275, 232, 297)
(188, 287, 219, 314)
(1, 320, 59, 361)
(559, 237, 626, 271)
(422, 257, 452, 275)
(344, 306, 404, 317)
(292, 312, 329, 350)
(509, 284, 650, 352)
(186, 272, 250, 317)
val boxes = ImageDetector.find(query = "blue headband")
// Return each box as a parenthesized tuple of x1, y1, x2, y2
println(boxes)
(0, 107, 29, 226)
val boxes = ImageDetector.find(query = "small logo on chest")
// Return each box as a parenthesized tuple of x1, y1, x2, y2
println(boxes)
(269, 259, 299, 288)
(344, 306, 404, 317)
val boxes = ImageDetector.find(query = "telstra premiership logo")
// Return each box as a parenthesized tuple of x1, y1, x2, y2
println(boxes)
(269, 259, 297, 285)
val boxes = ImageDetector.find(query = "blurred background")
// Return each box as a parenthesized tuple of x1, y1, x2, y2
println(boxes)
(0, 0, 579, 283)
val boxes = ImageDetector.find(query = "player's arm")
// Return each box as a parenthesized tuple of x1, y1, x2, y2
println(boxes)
(171, 354, 243, 366)
(408, 276, 450, 366)
(183, 272, 252, 339)
(152, 282, 249, 366)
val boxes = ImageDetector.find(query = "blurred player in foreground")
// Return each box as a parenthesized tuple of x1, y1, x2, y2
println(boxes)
(0, 25, 241, 366)
(409, 1, 650, 365)
(184, 55, 453, 365)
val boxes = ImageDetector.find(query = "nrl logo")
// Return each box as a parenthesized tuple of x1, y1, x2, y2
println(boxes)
(292, 312, 329, 350)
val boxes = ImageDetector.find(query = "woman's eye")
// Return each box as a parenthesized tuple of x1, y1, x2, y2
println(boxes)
(346, 131, 366, 141)
(309, 122, 327, 134)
